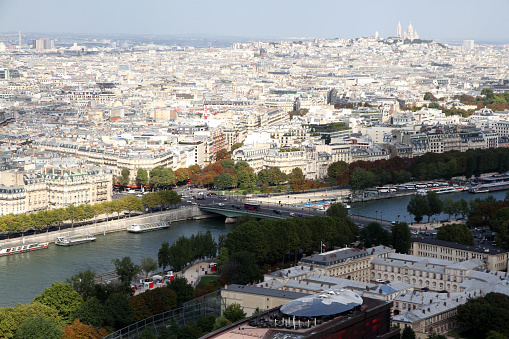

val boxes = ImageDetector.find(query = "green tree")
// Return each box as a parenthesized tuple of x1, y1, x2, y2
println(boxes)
(481, 88, 495, 104)
(112, 257, 141, 286)
(392, 222, 412, 254)
(214, 173, 236, 189)
(119, 168, 131, 187)
(166, 276, 195, 307)
(458, 292, 509, 338)
(395, 170, 412, 184)
(436, 224, 475, 246)
(216, 246, 229, 270)
(442, 197, 457, 219)
(14, 316, 63, 339)
(327, 160, 349, 179)
(401, 326, 416, 339)
(33, 282, 83, 323)
(136, 168, 149, 188)
(65, 269, 97, 300)
(427, 332, 447, 339)
(235, 161, 250, 169)
(231, 143, 243, 152)
(158, 241, 171, 271)
(197, 314, 217, 333)
(67, 204, 85, 228)
(180, 321, 203, 339)
(142, 192, 162, 212)
(457, 198, 470, 218)
(72, 297, 105, 328)
(407, 194, 429, 223)
(426, 191, 443, 222)
(139, 328, 157, 339)
(223, 303, 246, 323)
(0, 303, 62, 339)
(360, 222, 392, 248)
(121, 195, 143, 217)
(221, 159, 235, 169)
(350, 167, 377, 192)
(212, 316, 229, 331)
(104, 293, 134, 329)
(487, 331, 507, 339)
(220, 251, 260, 285)
(424, 92, 437, 101)
(326, 203, 349, 219)
(140, 257, 158, 278)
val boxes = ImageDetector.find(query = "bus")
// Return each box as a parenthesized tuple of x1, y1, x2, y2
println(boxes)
(376, 187, 396, 193)
(244, 203, 260, 211)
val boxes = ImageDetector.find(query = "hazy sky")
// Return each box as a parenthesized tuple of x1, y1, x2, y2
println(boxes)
(0, 0, 507, 42)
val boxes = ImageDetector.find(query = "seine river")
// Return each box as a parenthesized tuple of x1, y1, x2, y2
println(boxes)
(1, 189, 507, 307)
(351, 189, 508, 223)
(0, 217, 230, 307)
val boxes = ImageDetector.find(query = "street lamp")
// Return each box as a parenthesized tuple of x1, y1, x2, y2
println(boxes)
(375, 210, 378, 222)
(397, 215, 400, 222)
(381, 211, 383, 223)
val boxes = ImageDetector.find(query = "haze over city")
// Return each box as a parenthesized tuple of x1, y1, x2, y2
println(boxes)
(1, 0, 509, 42)
(3, 0, 509, 338)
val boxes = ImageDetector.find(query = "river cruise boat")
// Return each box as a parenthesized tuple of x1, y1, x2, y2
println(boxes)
(416, 186, 466, 195)
(55, 234, 96, 246)
(0, 242, 49, 256)
(127, 222, 169, 233)
(469, 173, 509, 193)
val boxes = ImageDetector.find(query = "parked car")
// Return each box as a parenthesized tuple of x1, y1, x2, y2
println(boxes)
(289, 213, 296, 217)
(218, 203, 225, 207)
(273, 209, 282, 214)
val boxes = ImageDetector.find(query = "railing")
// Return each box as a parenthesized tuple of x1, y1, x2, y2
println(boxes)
(104, 291, 223, 339)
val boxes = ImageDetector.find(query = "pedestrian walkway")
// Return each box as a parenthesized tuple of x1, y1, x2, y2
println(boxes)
(182, 259, 216, 286)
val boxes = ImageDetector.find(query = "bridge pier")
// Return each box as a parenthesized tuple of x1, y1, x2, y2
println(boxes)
(224, 217, 237, 224)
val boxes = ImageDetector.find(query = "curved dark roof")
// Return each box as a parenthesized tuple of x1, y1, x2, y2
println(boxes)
(280, 289, 363, 317)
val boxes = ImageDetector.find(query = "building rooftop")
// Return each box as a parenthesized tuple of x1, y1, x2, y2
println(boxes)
(412, 237, 508, 255)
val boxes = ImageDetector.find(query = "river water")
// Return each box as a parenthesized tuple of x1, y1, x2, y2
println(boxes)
(2, 189, 507, 307)
(0, 217, 229, 307)
(351, 189, 507, 223)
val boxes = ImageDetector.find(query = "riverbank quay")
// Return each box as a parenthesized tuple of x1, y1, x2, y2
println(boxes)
(251, 188, 351, 206)
(0, 206, 217, 248)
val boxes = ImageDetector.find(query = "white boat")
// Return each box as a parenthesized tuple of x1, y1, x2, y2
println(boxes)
(127, 222, 169, 233)
(416, 186, 466, 195)
(55, 234, 96, 246)
(0, 242, 49, 256)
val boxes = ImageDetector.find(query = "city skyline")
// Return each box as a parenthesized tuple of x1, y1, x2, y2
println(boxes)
(0, 0, 508, 43)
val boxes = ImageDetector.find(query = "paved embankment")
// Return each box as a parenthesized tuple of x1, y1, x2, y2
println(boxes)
(0, 206, 217, 247)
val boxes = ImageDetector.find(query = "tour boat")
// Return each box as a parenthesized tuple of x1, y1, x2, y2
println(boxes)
(127, 222, 169, 233)
(416, 186, 466, 195)
(0, 242, 49, 256)
(55, 234, 96, 246)
(469, 173, 509, 193)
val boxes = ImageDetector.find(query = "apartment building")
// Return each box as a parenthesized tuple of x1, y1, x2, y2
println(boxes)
(393, 289, 483, 336)
(0, 167, 112, 215)
(370, 253, 485, 293)
(411, 238, 508, 271)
